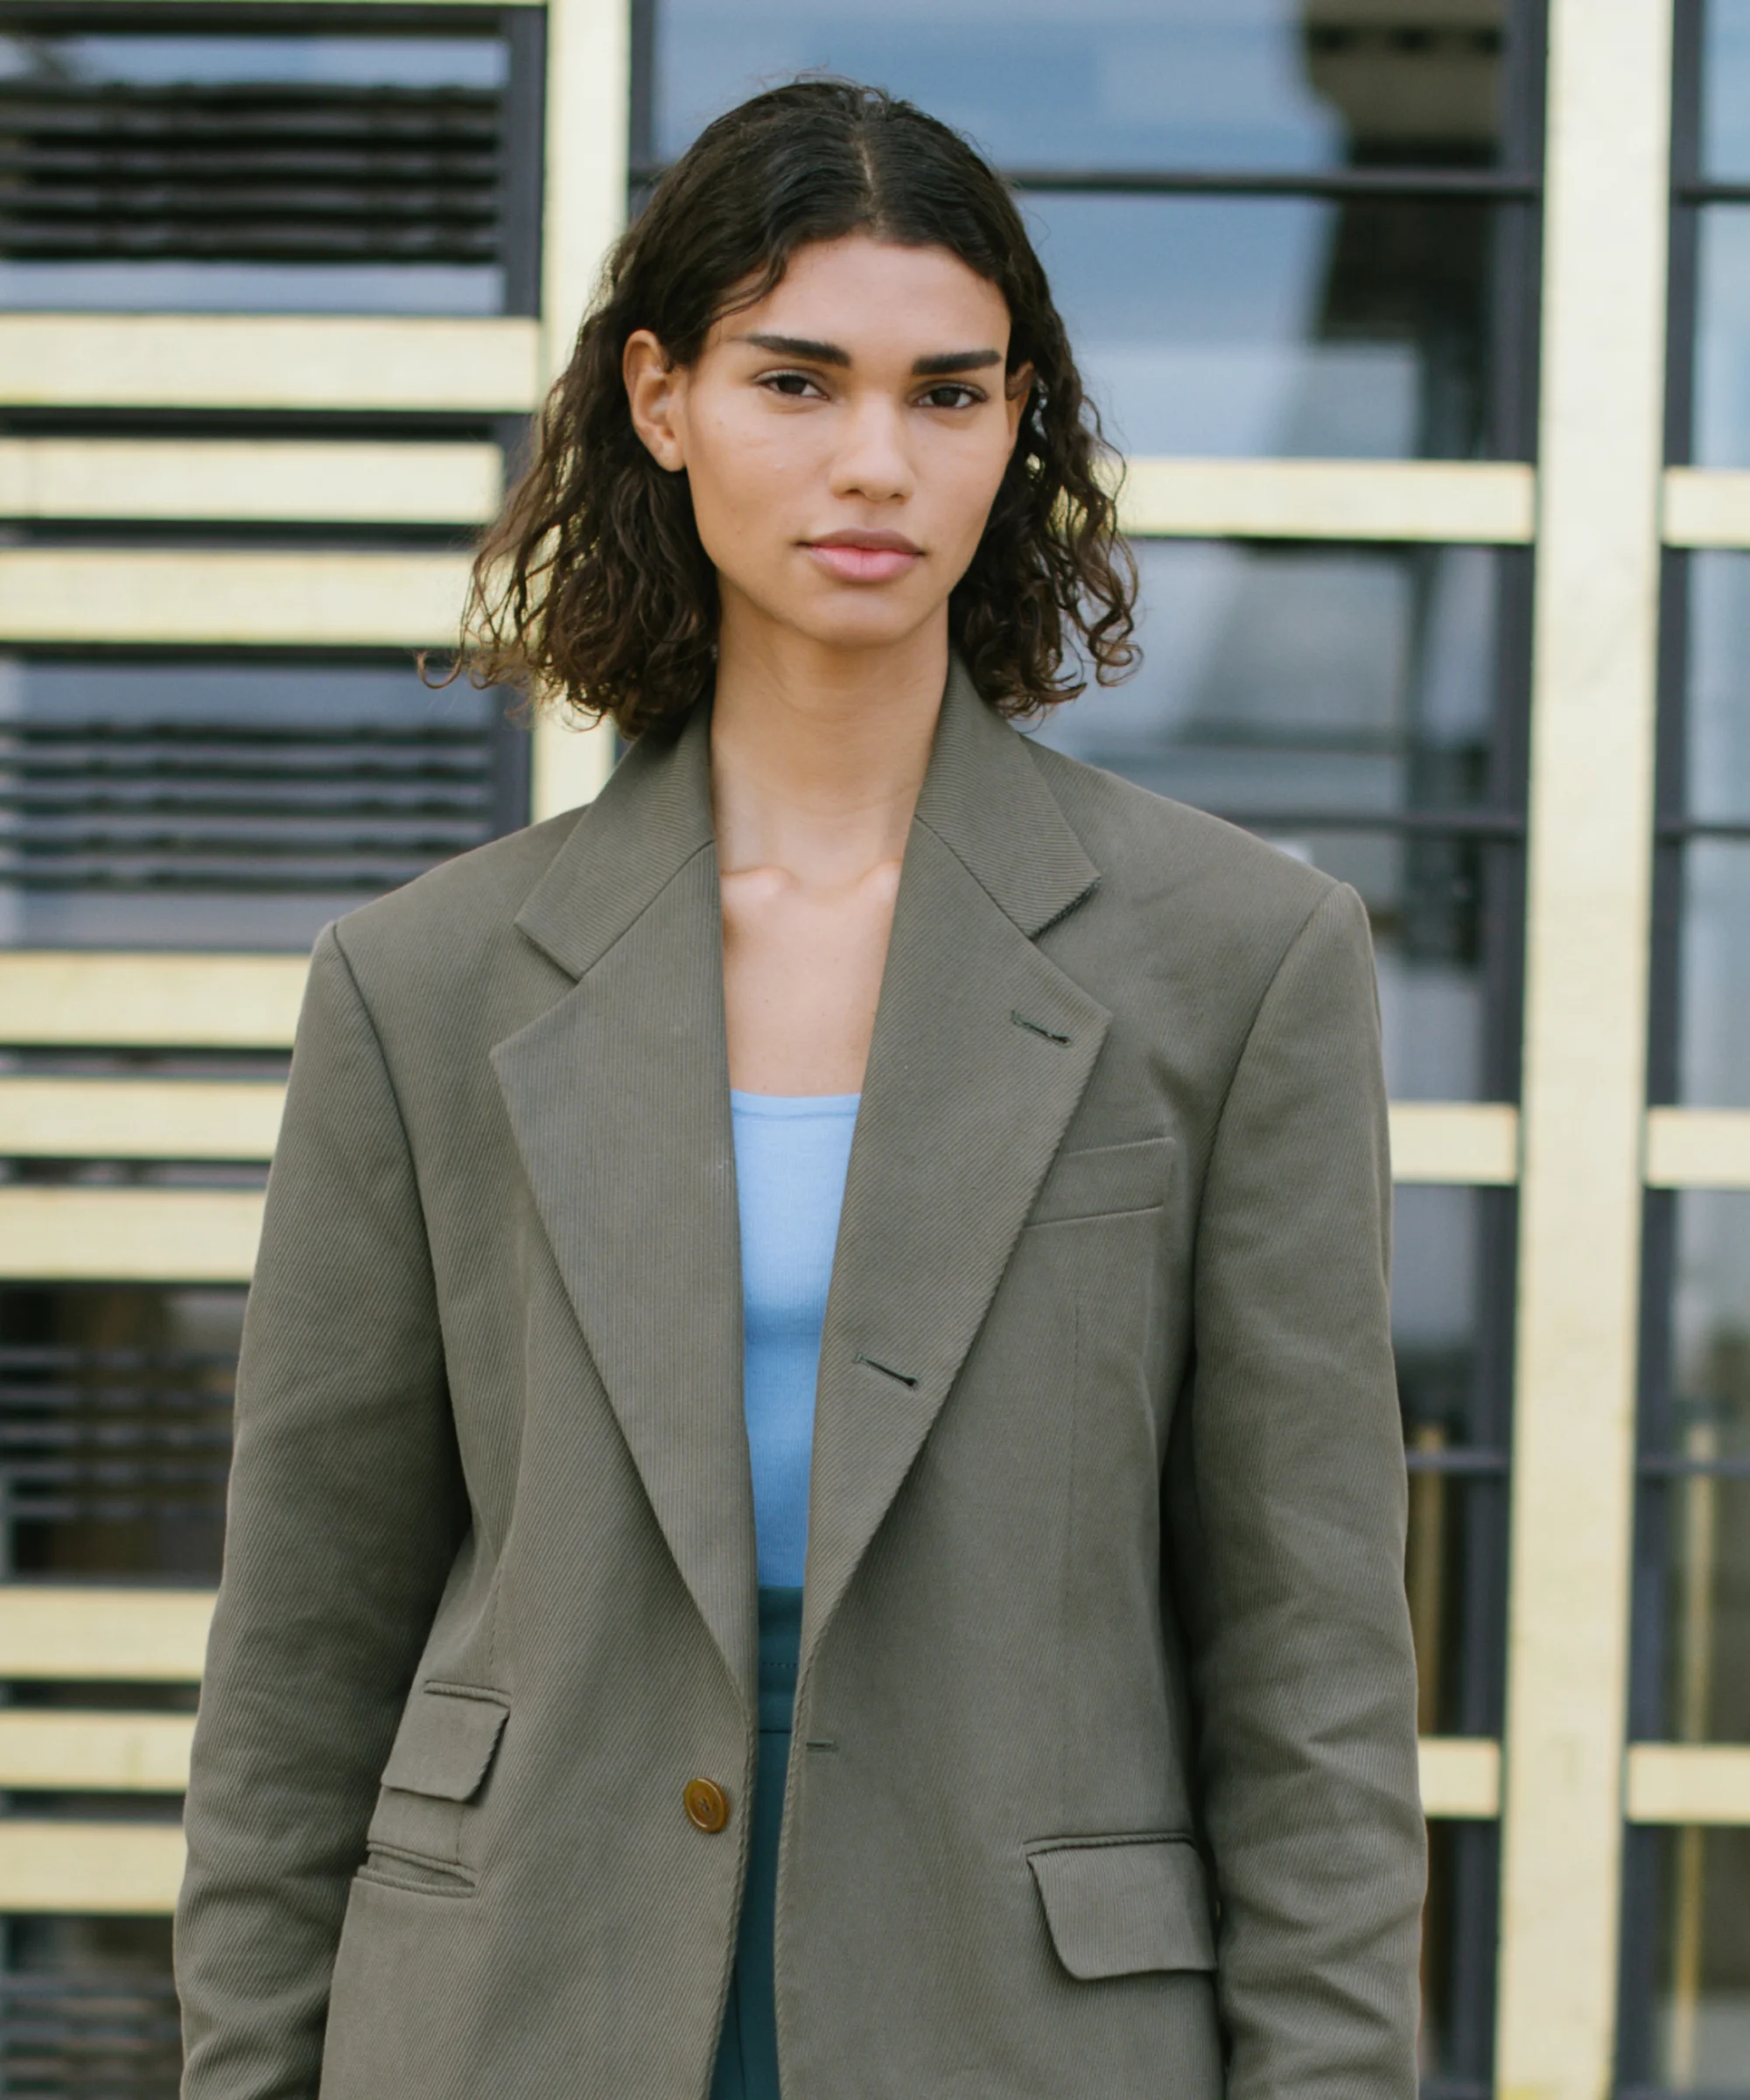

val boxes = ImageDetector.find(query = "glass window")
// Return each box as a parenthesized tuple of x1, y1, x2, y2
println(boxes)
(652, 0, 1512, 173)
(1658, 555, 1750, 1105)
(1032, 539, 1525, 1099)
(0, 24, 534, 315)
(1622, 1827, 1750, 2094)
(1396, 1185, 1513, 1740)
(0, 658, 528, 952)
(1636, 1192, 1750, 1746)
(1690, 209, 1750, 468)
(1703, 0, 1750, 179)
(1029, 192, 1504, 460)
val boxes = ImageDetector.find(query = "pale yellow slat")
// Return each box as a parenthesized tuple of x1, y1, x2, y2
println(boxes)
(0, 315, 541, 414)
(0, 953, 307, 1050)
(1494, 1, 1674, 2090)
(1626, 1744, 1750, 1825)
(0, 549, 469, 648)
(0, 1589, 213, 1682)
(1662, 466, 1750, 548)
(1644, 1107, 1750, 1188)
(1388, 1102, 1520, 1186)
(1418, 1736, 1502, 1820)
(0, 1188, 262, 1283)
(0, 1714, 193, 1794)
(1116, 458, 1536, 544)
(0, 438, 501, 527)
(0, 1823, 183, 1914)
(0, 1078, 284, 1160)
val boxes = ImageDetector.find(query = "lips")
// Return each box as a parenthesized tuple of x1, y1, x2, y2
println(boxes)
(804, 530, 922, 584)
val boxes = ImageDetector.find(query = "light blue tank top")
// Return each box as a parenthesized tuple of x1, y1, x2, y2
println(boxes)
(729, 1089, 860, 1588)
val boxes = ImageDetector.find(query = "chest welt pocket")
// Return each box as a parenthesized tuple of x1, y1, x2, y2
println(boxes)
(1026, 1835, 1216, 1979)
(1026, 1137, 1175, 1228)
(363, 1684, 509, 1886)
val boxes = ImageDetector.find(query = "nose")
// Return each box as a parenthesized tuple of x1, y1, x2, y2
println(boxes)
(829, 393, 914, 506)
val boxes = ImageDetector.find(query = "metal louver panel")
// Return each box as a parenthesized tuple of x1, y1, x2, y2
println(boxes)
(2, 718, 505, 892)
(0, 1971, 182, 2097)
(0, 82, 506, 266)
(0, 1341, 233, 1529)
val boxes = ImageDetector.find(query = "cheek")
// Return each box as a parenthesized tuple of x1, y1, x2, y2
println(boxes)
(680, 409, 805, 575)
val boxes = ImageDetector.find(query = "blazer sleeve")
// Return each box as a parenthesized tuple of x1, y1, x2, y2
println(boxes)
(176, 922, 467, 2099)
(1165, 879, 1425, 2100)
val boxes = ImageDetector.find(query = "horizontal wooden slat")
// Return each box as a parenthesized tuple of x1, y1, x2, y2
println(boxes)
(0, 438, 501, 527)
(0, 1822, 183, 1914)
(0, 1588, 213, 1681)
(1388, 1102, 1519, 1186)
(1662, 466, 1750, 548)
(1644, 1106, 1750, 1187)
(1118, 458, 1536, 544)
(0, 314, 541, 413)
(0, 548, 469, 647)
(1418, 1735, 1502, 1819)
(0, 1187, 262, 1281)
(0, 1713, 193, 1793)
(1626, 1742, 1750, 1824)
(0, 1077, 284, 1159)
(0, 953, 308, 1049)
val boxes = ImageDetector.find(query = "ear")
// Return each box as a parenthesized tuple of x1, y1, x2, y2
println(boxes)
(1004, 361, 1035, 449)
(623, 329, 689, 472)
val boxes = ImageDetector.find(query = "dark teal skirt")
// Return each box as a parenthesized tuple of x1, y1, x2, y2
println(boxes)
(709, 1586, 802, 2100)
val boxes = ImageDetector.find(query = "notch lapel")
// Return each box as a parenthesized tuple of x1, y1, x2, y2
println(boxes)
(801, 666, 1109, 1664)
(492, 711, 757, 1706)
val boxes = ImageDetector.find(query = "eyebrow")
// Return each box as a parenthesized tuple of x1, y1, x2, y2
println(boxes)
(735, 332, 1004, 377)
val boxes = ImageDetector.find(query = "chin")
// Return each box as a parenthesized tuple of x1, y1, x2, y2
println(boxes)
(780, 597, 941, 655)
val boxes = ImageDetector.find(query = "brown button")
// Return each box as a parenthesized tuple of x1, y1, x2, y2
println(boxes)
(683, 1777, 731, 1834)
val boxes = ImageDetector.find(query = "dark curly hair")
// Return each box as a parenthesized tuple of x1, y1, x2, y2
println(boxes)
(457, 78, 1137, 737)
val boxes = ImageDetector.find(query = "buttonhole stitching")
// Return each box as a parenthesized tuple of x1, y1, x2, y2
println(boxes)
(1012, 1010, 1072, 1045)
(853, 1352, 919, 1389)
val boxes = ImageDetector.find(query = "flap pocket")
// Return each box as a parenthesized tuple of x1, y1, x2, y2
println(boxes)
(380, 1685, 509, 1802)
(1027, 1137, 1174, 1227)
(1026, 1835, 1215, 1980)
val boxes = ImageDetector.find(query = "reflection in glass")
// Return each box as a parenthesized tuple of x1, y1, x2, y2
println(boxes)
(1650, 1827, 1750, 2090)
(1677, 842, 1750, 1107)
(1690, 209, 1750, 468)
(1033, 540, 1514, 1097)
(0, 659, 524, 951)
(0, 28, 513, 316)
(653, 0, 1508, 174)
(1028, 192, 1502, 458)
(0, 1285, 242, 1582)
(1684, 553, 1750, 821)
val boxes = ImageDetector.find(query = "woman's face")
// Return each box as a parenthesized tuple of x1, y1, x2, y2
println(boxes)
(624, 234, 1031, 659)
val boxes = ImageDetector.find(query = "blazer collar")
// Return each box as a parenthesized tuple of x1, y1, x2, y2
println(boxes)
(512, 655, 1099, 979)
(494, 659, 1108, 1710)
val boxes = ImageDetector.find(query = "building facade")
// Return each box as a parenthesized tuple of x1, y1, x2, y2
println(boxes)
(0, 0, 1740, 2093)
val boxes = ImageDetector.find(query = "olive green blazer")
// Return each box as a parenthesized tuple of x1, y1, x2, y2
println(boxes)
(176, 659, 1424, 2099)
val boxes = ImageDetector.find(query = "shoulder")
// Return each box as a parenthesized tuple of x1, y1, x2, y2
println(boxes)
(319, 805, 583, 1001)
(1021, 735, 1347, 959)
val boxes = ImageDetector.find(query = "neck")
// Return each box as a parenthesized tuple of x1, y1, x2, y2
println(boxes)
(708, 604, 947, 879)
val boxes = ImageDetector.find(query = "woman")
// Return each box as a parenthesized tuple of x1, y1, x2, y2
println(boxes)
(177, 80, 1424, 2100)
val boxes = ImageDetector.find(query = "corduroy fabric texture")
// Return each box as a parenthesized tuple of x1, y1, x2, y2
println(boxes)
(175, 658, 1424, 2100)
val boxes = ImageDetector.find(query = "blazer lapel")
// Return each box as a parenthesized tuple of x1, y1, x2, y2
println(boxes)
(801, 664, 1110, 1664)
(492, 710, 758, 1706)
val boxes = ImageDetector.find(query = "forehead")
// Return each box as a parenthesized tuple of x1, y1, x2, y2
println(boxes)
(717, 234, 1012, 354)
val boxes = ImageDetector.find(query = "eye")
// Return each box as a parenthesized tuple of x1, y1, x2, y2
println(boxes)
(759, 369, 828, 400)
(918, 382, 985, 411)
